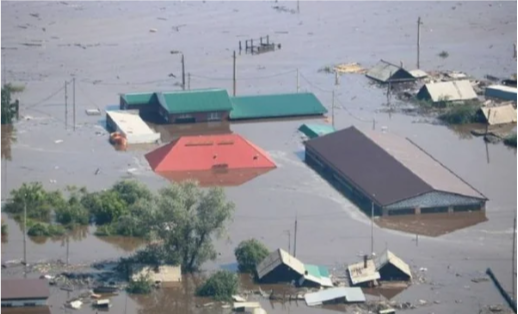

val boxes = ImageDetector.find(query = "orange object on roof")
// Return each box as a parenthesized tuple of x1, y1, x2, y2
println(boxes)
(146, 134, 276, 172)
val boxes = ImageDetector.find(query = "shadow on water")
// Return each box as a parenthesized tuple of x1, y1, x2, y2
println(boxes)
(94, 235, 147, 252)
(26, 225, 90, 245)
(377, 211, 488, 237)
(294, 150, 305, 162)
(1, 124, 16, 161)
(220, 262, 238, 272)
(363, 283, 409, 300)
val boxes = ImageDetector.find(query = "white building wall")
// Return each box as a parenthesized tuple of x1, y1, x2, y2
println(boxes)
(125, 132, 161, 145)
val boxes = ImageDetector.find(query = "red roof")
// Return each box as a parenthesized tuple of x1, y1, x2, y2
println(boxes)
(145, 134, 276, 173)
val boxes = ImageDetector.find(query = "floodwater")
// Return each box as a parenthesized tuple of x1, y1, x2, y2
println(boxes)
(1, 1, 517, 313)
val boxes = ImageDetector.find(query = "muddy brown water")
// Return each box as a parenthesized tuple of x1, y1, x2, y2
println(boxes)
(1, 1, 517, 313)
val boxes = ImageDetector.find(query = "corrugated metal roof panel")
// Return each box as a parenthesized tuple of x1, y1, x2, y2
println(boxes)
(256, 249, 305, 280)
(304, 287, 365, 306)
(122, 92, 156, 106)
(364, 130, 486, 200)
(302, 264, 334, 287)
(420, 80, 477, 102)
(230, 93, 327, 120)
(485, 85, 518, 102)
(366, 60, 414, 83)
(409, 69, 428, 79)
(299, 124, 336, 139)
(347, 260, 381, 286)
(374, 250, 412, 279)
(480, 105, 517, 125)
(1, 279, 50, 300)
(157, 89, 232, 114)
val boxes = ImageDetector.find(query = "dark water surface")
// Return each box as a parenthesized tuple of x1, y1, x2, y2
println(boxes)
(1, 1, 517, 313)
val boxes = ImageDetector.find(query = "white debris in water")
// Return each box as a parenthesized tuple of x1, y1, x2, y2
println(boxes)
(54, 139, 63, 144)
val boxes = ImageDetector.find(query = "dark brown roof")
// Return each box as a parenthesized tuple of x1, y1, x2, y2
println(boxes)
(305, 127, 433, 206)
(1, 307, 51, 314)
(2, 279, 50, 300)
(305, 126, 486, 206)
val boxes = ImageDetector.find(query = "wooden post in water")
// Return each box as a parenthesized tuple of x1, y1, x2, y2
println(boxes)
(331, 90, 335, 129)
(64, 81, 68, 130)
(72, 77, 76, 132)
(296, 68, 300, 93)
(239, 41, 242, 54)
(417, 17, 422, 69)
(181, 54, 186, 91)
(251, 39, 254, 55)
(232, 51, 237, 96)
(293, 213, 298, 257)
(266, 35, 270, 45)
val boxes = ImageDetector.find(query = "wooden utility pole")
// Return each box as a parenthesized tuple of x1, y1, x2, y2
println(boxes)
(187, 73, 191, 90)
(370, 201, 374, 255)
(181, 54, 186, 91)
(297, 0, 300, 13)
(417, 17, 422, 69)
(335, 71, 339, 86)
(23, 198, 27, 278)
(296, 68, 300, 93)
(331, 91, 335, 129)
(66, 233, 70, 266)
(285, 230, 291, 254)
(293, 213, 298, 257)
(72, 77, 76, 131)
(232, 51, 237, 96)
(64, 81, 68, 129)
(372, 118, 376, 130)
(513, 216, 516, 301)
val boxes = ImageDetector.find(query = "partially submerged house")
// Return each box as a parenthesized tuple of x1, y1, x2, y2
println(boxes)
(304, 127, 487, 216)
(1, 279, 50, 307)
(230, 92, 327, 121)
(347, 258, 381, 287)
(119, 89, 233, 124)
(365, 60, 415, 84)
(145, 134, 276, 186)
(131, 265, 182, 287)
(478, 105, 517, 125)
(485, 85, 517, 102)
(416, 80, 477, 104)
(255, 249, 333, 287)
(106, 110, 161, 144)
(374, 250, 412, 282)
(298, 123, 336, 139)
(304, 287, 365, 306)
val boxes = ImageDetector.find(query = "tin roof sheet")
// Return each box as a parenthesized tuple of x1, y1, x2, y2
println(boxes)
(106, 110, 159, 138)
(365, 60, 414, 83)
(121, 92, 157, 106)
(299, 124, 336, 139)
(480, 105, 517, 125)
(157, 89, 232, 114)
(420, 80, 477, 102)
(374, 250, 412, 279)
(230, 93, 327, 120)
(347, 260, 381, 286)
(304, 287, 366, 306)
(256, 249, 305, 280)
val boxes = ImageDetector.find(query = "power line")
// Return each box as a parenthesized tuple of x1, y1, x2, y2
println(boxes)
(24, 86, 65, 110)
(191, 69, 297, 81)
(299, 72, 333, 93)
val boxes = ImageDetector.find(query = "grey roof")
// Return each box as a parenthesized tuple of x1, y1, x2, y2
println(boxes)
(305, 287, 366, 306)
(374, 250, 412, 279)
(366, 60, 414, 83)
(256, 249, 305, 280)
(305, 127, 486, 206)
(419, 80, 477, 102)
(480, 104, 517, 125)
(1, 279, 50, 300)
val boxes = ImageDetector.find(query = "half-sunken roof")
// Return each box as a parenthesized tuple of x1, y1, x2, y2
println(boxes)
(1, 278, 50, 300)
(374, 250, 412, 279)
(305, 127, 486, 206)
(365, 60, 415, 83)
(256, 249, 305, 280)
(418, 80, 477, 102)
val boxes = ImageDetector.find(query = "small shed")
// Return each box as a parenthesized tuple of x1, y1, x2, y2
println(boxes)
(298, 124, 336, 139)
(365, 60, 415, 84)
(131, 264, 182, 286)
(105, 110, 161, 144)
(374, 250, 412, 281)
(485, 85, 517, 102)
(304, 287, 366, 306)
(347, 259, 381, 287)
(478, 105, 517, 125)
(416, 80, 477, 103)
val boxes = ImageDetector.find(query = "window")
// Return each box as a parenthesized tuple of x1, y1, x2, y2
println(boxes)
(207, 112, 221, 121)
(24, 302, 36, 306)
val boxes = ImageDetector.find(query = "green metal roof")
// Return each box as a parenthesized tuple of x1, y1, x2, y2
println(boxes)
(122, 92, 157, 106)
(298, 123, 336, 139)
(230, 93, 328, 120)
(156, 89, 232, 114)
(305, 264, 330, 278)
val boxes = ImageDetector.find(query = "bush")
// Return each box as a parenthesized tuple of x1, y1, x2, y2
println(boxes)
(27, 222, 66, 237)
(1, 222, 7, 235)
(196, 270, 239, 301)
(234, 239, 269, 273)
(126, 275, 154, 294)
(504, 133, 517, 147)
(438, 104, 479, 125)
(438, 50, 449, 58)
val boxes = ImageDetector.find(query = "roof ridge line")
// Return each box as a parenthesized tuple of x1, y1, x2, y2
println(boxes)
(405, 138, 487, 200)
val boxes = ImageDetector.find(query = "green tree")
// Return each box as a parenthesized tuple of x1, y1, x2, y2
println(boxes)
(145, 181, 235, 272)
(126, 274, 154, 294)
(196, 270, 239, 301)
(3, 182, 66, 222)
(234, 239, 270, 274)
(55, 186, 90, 226)
(81, 190, 127, 225)
(110, 180, 153, 206)
(1, 84, 23, 125)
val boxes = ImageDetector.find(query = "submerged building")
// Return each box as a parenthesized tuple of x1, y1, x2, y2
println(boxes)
(304, 127, 487, 216)
(145, 134, 276, 186)
(365, 60, 415, 84)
